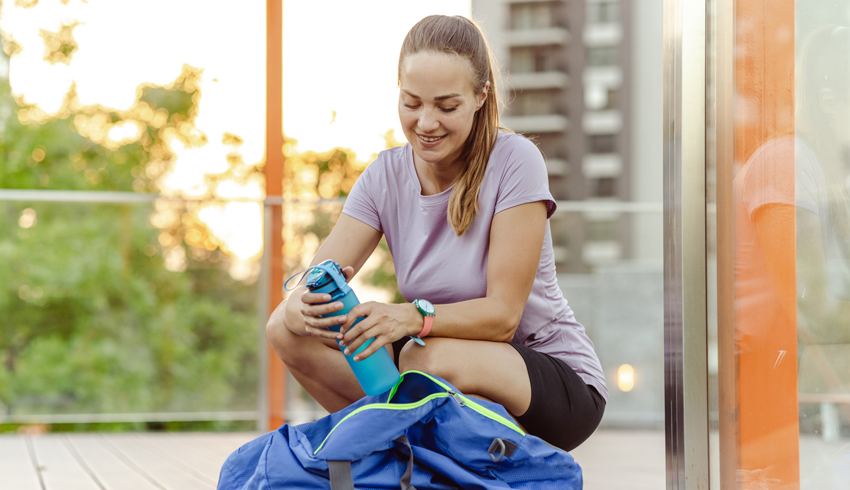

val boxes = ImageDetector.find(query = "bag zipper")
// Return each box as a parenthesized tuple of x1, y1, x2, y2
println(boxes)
(390, 371, 525, 436)
(314, 371, 526, 455)
(313, 392, 450, 454)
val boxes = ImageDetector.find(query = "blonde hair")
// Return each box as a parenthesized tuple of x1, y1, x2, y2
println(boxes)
(398, 15, 509, 236)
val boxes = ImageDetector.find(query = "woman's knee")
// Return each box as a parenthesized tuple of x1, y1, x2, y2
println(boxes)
(265, 303, 304, 365)
(398, 338, 457, 381)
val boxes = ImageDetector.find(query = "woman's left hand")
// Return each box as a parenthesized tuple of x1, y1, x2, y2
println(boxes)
(338, 302, 421, 361)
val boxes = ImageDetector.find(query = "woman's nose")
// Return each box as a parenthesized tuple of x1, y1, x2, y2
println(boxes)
(417, 110, 440, 132)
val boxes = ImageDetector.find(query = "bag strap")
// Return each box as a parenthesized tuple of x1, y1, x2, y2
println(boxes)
(396, 435, 417, 490)
(327, 460, 354, 490)
(326, 436, 418, 490)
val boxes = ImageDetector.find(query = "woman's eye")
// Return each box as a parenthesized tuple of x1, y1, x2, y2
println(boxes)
(441, 107, 457, 113)
(404, 104, 420, 109)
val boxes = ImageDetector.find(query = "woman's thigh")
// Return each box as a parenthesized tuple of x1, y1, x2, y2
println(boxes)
(396, 337, 605, 451)
(397, 337, 532, 417)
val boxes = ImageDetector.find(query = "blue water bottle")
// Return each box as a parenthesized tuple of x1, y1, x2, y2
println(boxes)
(286, 260, 400, 396)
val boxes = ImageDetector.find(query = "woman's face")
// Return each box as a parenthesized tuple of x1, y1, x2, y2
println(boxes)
(398, 52, 487, 169)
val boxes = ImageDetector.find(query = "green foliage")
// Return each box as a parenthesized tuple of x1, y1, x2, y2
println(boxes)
(0, 57, 257, 418)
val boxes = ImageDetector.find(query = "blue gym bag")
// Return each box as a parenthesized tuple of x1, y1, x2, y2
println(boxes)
(217, 370, 582, 489)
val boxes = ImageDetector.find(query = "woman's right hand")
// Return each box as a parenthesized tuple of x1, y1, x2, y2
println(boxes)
(298, 265, 355, 340)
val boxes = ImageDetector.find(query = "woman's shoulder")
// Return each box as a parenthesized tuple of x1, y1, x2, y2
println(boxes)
(365, 144, 410, 176)
(488, 131, 546, 172)
(493, 130, 538, 152)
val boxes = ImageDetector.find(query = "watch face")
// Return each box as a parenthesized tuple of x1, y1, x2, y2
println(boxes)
(418, 299, 435, 314)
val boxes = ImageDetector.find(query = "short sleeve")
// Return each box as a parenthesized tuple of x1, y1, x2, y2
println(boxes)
(741, 136, 796, 219)
(794, 140, 825, 216)
(341, 161, 383, 232)
(494, 135, 557, 218)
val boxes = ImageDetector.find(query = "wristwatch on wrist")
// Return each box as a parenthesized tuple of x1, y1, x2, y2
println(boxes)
(411, 299, 435, 346)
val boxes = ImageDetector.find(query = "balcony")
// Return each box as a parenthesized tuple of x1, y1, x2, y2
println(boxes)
(583, 66, 623, 87)
(583, 23, 623, 46)
(546, 158, 569, 176)
(583, 240, 623, 264)
(583, 153, 623, 178)
(507, 71, 570, 90)
(582, 110, 623, 134)
(505, 27, 570, 47)
(502, 114, 569, 133)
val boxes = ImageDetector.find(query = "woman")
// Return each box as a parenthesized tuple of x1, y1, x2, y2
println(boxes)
(266, 15, 606, 452)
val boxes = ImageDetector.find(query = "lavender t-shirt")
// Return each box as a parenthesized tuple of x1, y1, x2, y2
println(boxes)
(342, 132, 608, 400)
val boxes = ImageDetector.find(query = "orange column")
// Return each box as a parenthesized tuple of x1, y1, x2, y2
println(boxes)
(265, 0, 286, 431)
(727, 0, 798, 486)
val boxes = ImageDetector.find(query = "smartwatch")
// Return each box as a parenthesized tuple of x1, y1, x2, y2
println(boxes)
(411, 299, 435, 345)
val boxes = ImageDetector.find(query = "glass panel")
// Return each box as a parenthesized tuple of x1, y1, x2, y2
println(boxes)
(559, 209, 665, 488)
(0, 199, 259, 426)
(721, 0, 850, 487)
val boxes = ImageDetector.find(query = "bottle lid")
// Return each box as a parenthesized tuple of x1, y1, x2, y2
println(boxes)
(306, 268, 333, 290)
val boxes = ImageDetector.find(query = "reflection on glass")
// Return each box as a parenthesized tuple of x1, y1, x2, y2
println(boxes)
(729, 2, 850, 487)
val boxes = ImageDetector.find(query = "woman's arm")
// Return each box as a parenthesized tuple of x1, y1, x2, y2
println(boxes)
(339, 201, 548, 359)
(794, 206, 850, 343)
(274, 214, 383, 339)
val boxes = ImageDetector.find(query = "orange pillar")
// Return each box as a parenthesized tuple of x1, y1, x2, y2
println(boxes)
(265, 0, 286, 431)
(727, 0, 799, 486)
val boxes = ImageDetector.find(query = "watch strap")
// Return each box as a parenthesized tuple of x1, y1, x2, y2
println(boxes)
(417, 314, 434, 338)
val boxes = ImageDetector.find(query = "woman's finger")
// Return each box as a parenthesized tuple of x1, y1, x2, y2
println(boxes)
(301, 300, 345, 318)
(301, 292, 333, 304)
(339, 302, 371, 334)
(304, 313, 348, 330)
(351, 333, 388, 362)
(304, 323, 345, 340)
(340, 316, 379, 354)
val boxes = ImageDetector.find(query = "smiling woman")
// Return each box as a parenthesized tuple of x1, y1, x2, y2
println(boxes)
(266, 14, 608, 453)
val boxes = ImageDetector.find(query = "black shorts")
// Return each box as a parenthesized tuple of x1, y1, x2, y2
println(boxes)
(390, 339, 605, 452)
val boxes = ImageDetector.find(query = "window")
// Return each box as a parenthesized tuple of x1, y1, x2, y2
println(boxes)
(586, 218, 619, 241)
(585, 85, 620, 111)
(587, 134, 617, 153)
(512, 91, 558, 116)
(511, 3, 555, 30)
(589, 177, 618, 198)
(587, 0, 620, 24)
(510, 46, 561, 73)
(587, 45, 620, 66)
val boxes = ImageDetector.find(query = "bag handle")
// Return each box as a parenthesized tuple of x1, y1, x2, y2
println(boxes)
(327, 435, 418, 490)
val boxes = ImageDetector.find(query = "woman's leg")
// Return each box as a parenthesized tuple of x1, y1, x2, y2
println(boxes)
(398, 337, 605, 451)
(398, 338, 532, 420)
(266, 301, 364, 412)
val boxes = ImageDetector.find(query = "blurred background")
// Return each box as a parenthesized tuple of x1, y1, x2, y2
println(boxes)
(0, 0, 663, 457)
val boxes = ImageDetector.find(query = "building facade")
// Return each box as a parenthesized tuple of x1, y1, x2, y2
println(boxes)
(472, 0, 650, 273)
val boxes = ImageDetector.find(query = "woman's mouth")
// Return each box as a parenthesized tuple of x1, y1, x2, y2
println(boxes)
(417, 134, 447, 146)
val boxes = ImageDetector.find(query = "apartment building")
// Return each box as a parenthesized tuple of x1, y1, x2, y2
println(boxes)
(472, 0, 651, 273)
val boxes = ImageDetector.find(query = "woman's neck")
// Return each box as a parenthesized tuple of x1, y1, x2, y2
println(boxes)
(413, 150, 464, 196)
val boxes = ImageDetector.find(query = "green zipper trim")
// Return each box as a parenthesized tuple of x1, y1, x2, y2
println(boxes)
(313, 392, 449, 455)
(394, 371, 525, 436)
(314, 371, 525, 455)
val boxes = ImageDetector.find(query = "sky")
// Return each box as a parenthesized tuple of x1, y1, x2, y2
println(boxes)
(1, 0, 470, 277)
(1, 0, 471, 161)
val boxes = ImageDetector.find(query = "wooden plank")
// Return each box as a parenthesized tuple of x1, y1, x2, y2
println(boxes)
(64, 435, 161, 490)
(100, 435, 211, 490)
(143, 434, 224, 467)
(132, 434, 220, 485)
(30, 435, 101, 490)
(181, 433, 259, 464)
(0, 436, 43, 490)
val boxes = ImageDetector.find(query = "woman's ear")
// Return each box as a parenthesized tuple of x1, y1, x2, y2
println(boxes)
(477, 81, 491, 110)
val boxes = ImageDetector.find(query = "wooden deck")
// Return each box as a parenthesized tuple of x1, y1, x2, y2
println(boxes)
(0, 432, 258, 490)
(0, 430, 667, 490)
